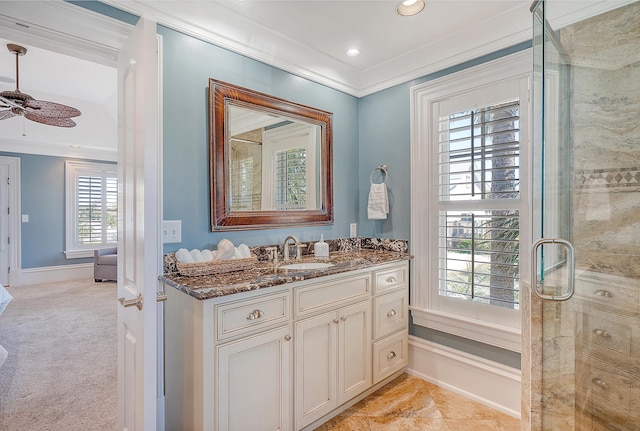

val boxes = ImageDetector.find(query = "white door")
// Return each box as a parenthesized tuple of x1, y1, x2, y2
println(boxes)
(117, 16, 161, 431)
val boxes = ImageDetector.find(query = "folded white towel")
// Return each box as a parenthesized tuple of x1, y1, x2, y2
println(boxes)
(175, 248, 194, 263)
(367, 182, 389, 220)
(201, 249, 214, 261)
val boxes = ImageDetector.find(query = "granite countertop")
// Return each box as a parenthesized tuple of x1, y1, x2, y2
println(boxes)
(159, 249, 412, 300)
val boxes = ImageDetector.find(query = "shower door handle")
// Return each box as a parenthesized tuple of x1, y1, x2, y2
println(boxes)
(531, 238, 575, 301)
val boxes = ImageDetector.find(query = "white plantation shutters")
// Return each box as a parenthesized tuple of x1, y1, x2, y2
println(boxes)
(65, 161, 117, 258)
(438, 100, 521, 309)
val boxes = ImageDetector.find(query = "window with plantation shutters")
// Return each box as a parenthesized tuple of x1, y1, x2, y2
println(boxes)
(65, 161, 117, 258)
(410, 51, 531, 352)
(274, 146, 307, 209)
(438, 100, 520, 309)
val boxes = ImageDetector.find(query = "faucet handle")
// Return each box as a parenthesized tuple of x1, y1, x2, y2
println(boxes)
(265, 246, 278, 265)
(295, 243, 308, 261)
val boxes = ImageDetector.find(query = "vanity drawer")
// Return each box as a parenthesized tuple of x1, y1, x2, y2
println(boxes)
(215, 291, 290, 341)
(373, 290, 408, 340)
(294, 274, 371, 318)
(372, 330, 408, 384)
(373, 265, 407, 295)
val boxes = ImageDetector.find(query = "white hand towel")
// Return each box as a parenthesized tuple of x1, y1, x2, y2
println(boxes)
(367, 182, 389, 220)
(215, 239, 236, 260)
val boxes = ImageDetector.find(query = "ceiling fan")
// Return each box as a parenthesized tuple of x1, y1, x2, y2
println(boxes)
(0, 43, 81, 128)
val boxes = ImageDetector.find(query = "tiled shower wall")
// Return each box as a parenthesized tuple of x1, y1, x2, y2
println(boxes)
(564, 2, 640, 278)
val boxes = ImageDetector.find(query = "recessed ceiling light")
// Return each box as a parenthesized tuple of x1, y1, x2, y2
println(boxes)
(397, 0, 425, 16)
(346, 48, 360, 57)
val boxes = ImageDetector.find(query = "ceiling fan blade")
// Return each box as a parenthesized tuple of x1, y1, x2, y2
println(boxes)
(24, 112, 76, 128)
(0, 109, 18, 120)
(23, 99, 81, 118)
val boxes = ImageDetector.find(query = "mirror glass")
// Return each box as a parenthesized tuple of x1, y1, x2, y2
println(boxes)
(209, 79, 334, 230)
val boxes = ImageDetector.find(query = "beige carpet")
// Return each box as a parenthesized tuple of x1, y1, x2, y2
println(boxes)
(0, 279, 117, 431)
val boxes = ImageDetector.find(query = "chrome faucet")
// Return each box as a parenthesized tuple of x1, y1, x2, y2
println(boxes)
(282, 235, 300, 261)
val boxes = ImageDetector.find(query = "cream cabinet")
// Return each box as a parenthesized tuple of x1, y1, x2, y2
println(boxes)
(164, 260, 409, 431)
(294, 300, 371, 429)
(217, 325, 292, 431)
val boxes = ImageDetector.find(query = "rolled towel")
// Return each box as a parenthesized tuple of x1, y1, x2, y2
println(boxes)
(201, 249, 214, 261)
(214, 239, 236, 260)
(190, 249, 204, 262)
(237, 244, 251, 259)
(175, 248, 194, 263)
(233, 248, 243, 259)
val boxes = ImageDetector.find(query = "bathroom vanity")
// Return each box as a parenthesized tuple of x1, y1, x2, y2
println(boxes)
(161, 250, 410, 431)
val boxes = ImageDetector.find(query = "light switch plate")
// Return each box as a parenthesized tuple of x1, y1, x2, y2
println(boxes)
(350, 223, 357, 238)
(162, 220, 182, 243)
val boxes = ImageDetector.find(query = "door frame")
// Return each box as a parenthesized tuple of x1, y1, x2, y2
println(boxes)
(0, 156, 21, 287)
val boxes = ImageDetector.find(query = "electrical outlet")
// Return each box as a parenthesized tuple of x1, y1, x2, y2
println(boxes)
(162, 220, 182, 243)
(350, 223, 357, 238)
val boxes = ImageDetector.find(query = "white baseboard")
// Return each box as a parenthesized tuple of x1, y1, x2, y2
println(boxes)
(16, 263, 93, 286)
(408, 335, 521, 419)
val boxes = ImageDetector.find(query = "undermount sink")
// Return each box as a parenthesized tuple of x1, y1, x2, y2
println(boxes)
(280, 262, 334, 270)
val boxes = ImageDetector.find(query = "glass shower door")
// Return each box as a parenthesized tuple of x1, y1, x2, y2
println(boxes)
(531, 1, 640, 430)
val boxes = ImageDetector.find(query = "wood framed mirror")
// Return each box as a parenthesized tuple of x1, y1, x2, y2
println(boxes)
(209, 79, 334, 230)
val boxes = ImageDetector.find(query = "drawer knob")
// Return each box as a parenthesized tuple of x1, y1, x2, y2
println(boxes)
(592, 378, 608, 389)
(340, 316, 347, 321)
(385, 276, 397, 283)
(387, 351, 397, 360)
(594, 289, 612, 297)
(333, 319, 340, 324)
(284, 334, 292, 341)
(387, 309, 397, 317)
(593, 328, 610, 338)
(246, 309, 265, 320)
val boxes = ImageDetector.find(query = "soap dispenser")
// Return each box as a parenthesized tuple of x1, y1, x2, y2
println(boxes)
(314, 235, 329, 259)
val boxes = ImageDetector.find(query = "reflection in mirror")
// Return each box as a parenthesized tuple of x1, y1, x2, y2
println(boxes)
(209, 79, 333, 230)
(228, 104, 322, 212)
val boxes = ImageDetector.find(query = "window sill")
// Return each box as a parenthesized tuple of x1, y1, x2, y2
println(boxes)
(410, 307, 521, 353)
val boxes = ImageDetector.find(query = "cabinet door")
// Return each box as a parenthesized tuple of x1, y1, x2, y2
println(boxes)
(294, 311, 337, 429)
(217, 325, 292, 431)
(338, 300, 372, 405)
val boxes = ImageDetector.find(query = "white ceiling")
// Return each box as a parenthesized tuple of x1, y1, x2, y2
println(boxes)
(0, 0, 632, 158)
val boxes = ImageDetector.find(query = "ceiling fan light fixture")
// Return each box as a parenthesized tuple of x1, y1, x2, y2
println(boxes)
(397, 0, 425, 16)
(0, 43, 81, 128)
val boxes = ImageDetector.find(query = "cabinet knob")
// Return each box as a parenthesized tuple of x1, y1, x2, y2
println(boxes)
(333, 319, 340, 324)
(387, 309, 396, 317)
(593, 328, 610, 338)
(340, 316, 347, 321)
(385, 276, 397, 283)
(592, 377, 608, 389)
(387, 351, 396, 360)
(247, 309, 265, 320)
(594, 289, 612, 297)
(284, 334, 292, 341)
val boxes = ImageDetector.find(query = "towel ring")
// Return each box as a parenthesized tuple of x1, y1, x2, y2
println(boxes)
(370, 165, 388, 185)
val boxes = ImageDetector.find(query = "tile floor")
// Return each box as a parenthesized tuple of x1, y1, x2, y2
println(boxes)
(314, 373, 521, 431)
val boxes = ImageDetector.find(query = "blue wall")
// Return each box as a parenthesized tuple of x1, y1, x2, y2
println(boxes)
(0, 152, 115, 268)
(159, 26, 360, 253)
